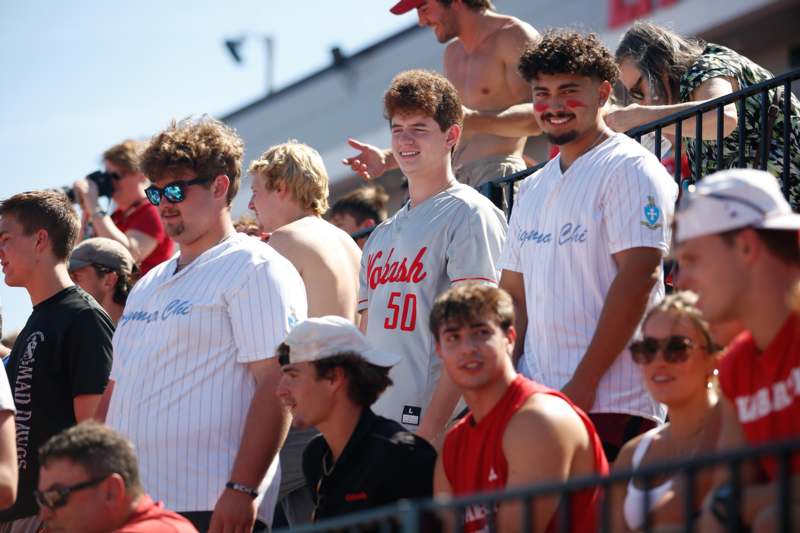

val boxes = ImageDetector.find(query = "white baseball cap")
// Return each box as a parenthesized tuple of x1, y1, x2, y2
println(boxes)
(281, 316, 401, 367)
(674, 168, 800, 244)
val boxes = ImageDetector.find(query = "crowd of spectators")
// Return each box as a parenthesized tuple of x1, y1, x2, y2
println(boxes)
(0, 1, 798, 532)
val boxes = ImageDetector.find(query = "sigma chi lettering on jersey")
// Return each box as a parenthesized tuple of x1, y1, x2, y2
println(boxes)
(107, 233, 307, 519)
(498, 133, 677, 422)
(358, 183, 507, 428)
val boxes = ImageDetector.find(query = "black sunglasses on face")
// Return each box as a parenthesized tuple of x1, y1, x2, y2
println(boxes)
(629, 335, 700, 365)
(145, 176, 214, 206)
(34, 476, 108, 511)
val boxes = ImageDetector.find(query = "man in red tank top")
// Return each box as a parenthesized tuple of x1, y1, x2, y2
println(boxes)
(430, 283, 609, 532)
(674, 169, 800, 531)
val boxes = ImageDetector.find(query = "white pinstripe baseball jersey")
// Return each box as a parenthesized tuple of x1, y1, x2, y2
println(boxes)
(498, 133, 677, 421)
(358, 183, 507, 427)
(107, 233, 307, 520)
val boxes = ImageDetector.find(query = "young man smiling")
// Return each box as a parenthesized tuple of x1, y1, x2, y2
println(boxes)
(105, 117, 307, 533)
(357, 70, 507, 446)
(498, 31, 678, 462)
(344, 0, 540, 190)
(432, 283, 608, 532)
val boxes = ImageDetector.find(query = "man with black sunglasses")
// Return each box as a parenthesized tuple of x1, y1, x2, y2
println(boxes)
(73, 140, 174, 275)
(105, 117, 307, 533)
(674, 168, 800, 531)
(36, 421, 197, 533)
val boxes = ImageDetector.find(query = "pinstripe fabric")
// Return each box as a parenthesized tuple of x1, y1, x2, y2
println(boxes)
(497, 134, 677, 421)
(107, 233, 307, 519)
(358, 183, 508, 427)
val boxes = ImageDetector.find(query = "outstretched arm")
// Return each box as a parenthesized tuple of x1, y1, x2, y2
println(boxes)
(341, 138, 397, 181)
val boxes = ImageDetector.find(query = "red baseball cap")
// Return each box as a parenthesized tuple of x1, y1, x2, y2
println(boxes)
(390, 0, 424, 15)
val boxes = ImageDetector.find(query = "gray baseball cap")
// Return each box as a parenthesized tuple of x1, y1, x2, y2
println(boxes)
(69, 237, 135, 276)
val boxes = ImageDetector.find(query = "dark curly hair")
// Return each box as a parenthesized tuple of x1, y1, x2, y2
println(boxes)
(140, 115, 243, 205)
(518, 30, 619, 85)
(384, 69, 463, 132)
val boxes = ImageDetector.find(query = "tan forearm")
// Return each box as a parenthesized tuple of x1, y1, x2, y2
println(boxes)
(630, 102, 737, 139)
(465, 103, 541, 138)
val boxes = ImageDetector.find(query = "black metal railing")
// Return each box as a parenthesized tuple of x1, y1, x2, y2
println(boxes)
(277, 438, 800, 533)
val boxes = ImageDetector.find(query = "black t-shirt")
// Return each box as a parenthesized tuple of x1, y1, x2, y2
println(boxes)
(303, 408, 436, 522)
(1, 286, 114, 520)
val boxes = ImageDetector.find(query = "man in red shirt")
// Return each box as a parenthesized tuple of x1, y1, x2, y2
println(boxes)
(74, 140, 174, 274)
(36, 421, 197, 533)
(430, 283, 608, 532)
(675, 168, 800, 531)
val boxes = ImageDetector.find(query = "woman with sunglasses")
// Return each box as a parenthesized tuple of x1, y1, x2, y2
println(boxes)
(611, 291, 722, 531)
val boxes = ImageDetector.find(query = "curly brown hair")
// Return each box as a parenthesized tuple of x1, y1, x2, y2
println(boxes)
(384, 69, 463, 131)
(518, 30, 619, 85)
(102, 140, 145, 176)
(140, 116, 243, 205)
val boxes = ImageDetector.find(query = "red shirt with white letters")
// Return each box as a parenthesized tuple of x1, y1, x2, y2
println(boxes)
(719, 313, 800, 479)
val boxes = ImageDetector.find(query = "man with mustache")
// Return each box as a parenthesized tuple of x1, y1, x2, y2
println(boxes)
(498, 31, 678, 462)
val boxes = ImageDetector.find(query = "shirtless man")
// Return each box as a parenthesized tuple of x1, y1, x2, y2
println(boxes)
(248, 140, 362, 527)
(344, 0, 540, 189)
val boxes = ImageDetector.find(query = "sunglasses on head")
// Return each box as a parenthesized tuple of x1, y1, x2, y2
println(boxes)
(629, 335, 700, 365)
(34, 476, 108, 511)
(145, 176, 214, 206)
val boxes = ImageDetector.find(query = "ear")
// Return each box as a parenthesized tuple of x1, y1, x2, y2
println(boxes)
(735, 228, 761, 265)
(104, 473, 127, 504)
(328, 366, 347, 392)
(446, 124, 461, 150)
(598, 80, 613, 107)
(102, 271, 119, 290)
(505, 325, 517, 353)
(213, 175, 231, 201)
(434, 338, 443, 359)
(33, 229, 50, 255)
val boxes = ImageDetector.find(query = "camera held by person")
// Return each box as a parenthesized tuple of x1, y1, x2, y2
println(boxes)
(60, 170, 118, 203)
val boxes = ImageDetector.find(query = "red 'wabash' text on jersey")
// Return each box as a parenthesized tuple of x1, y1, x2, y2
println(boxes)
(358, 183, 507, 428)
(442, 375, 609, 533)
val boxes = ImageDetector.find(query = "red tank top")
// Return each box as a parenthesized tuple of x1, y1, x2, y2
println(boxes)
(442, 375, 608, 533)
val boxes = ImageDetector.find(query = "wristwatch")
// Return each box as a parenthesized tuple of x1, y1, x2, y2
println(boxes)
(710, 482, 743, 529)
(91, 206, 108, 218)
(225, 481, 259, 498)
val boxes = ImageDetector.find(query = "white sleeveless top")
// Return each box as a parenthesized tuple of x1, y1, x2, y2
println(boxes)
(623, 427, 674, 530)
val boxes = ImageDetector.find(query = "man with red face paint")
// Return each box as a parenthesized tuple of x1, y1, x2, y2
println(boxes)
(343, 0, 540, 191)
(498, 31, 678, 462)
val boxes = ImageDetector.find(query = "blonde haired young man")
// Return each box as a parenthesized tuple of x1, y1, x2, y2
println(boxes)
(248, 140, 362, 526)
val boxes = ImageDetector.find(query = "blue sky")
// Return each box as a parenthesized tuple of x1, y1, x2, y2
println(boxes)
(0, 1, 412, 332)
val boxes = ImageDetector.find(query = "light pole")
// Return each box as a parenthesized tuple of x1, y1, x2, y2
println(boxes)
(224, 35, 275, 95)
